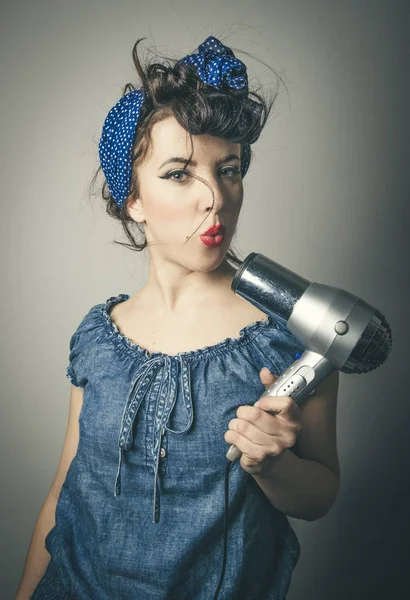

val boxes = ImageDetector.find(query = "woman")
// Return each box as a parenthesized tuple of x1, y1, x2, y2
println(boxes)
(16, 35, 340, 600)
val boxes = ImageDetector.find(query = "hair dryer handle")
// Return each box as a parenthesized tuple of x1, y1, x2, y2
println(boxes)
(226, 350, 337, 462)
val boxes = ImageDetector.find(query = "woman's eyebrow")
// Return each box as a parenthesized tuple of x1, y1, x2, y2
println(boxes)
(158, 154, 240, 170)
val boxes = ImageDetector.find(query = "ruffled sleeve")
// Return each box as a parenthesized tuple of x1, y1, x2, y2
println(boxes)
(250, 317, 306, 377)
(66, 303, 104, 389)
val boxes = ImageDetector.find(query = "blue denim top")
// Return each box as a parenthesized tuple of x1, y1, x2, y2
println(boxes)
(45, 293, 305, 599)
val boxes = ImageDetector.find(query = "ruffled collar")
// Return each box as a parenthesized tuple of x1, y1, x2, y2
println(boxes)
(101, 293, 276, 364)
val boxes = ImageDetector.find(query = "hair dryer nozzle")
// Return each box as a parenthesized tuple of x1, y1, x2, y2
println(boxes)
(344, 308, 392, 374)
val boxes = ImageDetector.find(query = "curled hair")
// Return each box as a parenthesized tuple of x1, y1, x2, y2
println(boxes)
(90, 37, 283, 268)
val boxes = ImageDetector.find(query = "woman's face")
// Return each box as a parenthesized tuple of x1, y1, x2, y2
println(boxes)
(127, 115, 244, 271)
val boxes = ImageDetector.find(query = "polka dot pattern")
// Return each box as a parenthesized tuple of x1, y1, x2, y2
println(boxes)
(98, 89, 146, 209)
(177, 35, 249, 91)
(99, 36, 256, 208)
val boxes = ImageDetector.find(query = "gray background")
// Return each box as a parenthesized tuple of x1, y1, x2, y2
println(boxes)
(1, 0, 409, 598)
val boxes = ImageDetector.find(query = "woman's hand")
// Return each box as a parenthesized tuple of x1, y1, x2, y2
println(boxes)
(224, 367, 303, 476)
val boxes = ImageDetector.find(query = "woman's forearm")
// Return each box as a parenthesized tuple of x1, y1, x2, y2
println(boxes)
(251, 449, 340, 521)
(14, 495, 57, 600)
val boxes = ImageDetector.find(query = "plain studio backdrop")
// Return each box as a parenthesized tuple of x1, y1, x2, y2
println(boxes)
(1, 1, 409, 599)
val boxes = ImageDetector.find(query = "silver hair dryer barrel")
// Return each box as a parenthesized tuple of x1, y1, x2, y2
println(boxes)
(226, 252, 393, 463)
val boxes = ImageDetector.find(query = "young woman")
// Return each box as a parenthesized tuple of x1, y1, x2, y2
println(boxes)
(16, 35, 340, 600)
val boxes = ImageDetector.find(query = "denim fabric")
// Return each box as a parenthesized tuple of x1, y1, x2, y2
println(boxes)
(38, 293, 305, 599)
(29, 559, 69, 599)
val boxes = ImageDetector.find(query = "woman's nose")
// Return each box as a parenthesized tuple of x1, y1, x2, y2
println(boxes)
(201, 178, 226, 212)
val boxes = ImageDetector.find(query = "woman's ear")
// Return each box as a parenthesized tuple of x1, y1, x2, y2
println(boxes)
(126, 195, 145, 224)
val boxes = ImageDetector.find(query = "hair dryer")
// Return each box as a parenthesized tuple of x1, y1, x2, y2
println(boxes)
(226, 252, 393, 463)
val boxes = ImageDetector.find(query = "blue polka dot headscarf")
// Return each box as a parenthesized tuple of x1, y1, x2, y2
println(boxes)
(98, 36, 258, 208)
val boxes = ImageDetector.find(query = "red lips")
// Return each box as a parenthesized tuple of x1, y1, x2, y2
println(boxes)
(201, 224, 225, 236)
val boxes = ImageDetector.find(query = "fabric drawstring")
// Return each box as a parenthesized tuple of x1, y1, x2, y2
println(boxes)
(114, 355, 194, 523)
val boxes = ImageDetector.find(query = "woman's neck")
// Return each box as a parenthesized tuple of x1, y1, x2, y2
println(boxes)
(135, 259, 238, 316)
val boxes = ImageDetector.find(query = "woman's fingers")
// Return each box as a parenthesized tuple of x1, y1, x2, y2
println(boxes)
(259, 367, 277, 388)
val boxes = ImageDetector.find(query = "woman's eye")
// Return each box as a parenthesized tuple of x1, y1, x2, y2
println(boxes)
(221, 167, 241, 178)
(163, 167, 241, 183)
(168, 170, 188, 182)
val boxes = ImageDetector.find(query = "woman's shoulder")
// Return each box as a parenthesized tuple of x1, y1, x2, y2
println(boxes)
(66, 296, 121, 388)
(251, 309, 305, 375)
(72, 299, 106, 334)
(69, 294, 124, 344)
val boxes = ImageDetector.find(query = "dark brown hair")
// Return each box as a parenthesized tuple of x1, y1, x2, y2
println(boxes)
(89, 37, 284, 268)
